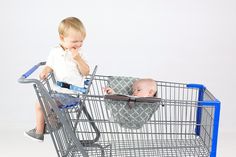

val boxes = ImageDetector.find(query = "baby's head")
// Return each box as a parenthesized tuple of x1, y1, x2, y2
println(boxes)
(132, 79, 157, 97)
(58, 17, 86, 50)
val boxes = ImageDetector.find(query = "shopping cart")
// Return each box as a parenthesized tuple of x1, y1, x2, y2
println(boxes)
(18, 62, 220, 157)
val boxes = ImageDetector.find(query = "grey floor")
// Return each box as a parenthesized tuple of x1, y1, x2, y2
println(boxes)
(1, 124, 235, 157)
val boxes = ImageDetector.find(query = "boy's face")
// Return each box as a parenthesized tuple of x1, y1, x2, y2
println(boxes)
(60, 28, 84, 51)
(132, 81, 152, 97)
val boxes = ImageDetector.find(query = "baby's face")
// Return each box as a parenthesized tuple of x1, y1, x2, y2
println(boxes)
(132, 82, 151, 97)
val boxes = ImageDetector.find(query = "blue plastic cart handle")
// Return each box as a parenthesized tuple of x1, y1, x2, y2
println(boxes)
(22, 62, 45, 78)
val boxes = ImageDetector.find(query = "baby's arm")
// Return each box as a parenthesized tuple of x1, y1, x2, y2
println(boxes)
(70, 48, 90, 76)
(39, 66, 53, 80)
(104, 87, 115, 95)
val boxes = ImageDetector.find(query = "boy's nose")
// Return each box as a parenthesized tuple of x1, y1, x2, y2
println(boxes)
(77, 42, 83, 48)
(75, 45, 81, 48)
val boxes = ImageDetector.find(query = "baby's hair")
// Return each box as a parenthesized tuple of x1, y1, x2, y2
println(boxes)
(58, 17, 86, 38)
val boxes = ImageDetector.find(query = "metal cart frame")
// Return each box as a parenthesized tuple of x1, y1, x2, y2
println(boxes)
(18, 62, 220, 157)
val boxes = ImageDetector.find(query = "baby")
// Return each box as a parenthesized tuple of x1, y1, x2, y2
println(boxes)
(105, 78, 157, 97)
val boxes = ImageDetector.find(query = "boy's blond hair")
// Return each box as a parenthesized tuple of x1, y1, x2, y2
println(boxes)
(58, 17, 86, 38)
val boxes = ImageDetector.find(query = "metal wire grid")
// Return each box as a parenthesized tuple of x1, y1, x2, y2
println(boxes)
(32, 73, 216, 157)
(64, 74, 215, 157)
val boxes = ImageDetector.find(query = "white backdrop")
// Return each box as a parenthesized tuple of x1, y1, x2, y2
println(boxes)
(0, 0, 235, 156)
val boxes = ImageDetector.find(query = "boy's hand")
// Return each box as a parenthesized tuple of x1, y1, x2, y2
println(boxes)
(69, 47, 80, 59)
(39, 66, 52, 80)
(68, 47, 90, 76)
(39, 71, 48, 80)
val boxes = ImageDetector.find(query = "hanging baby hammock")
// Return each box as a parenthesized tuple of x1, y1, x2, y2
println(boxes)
(104, 76, 161, 129)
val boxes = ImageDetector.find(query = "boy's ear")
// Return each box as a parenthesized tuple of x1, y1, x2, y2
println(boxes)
(59, 35, 64, 41)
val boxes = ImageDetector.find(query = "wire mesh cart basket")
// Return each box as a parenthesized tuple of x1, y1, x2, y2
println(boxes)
(18, 62, 220, 157)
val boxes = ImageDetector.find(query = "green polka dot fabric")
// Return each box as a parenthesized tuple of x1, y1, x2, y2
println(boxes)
(105, 76, 160, 129)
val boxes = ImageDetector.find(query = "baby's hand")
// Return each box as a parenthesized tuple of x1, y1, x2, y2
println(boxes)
(103, 87, 115, 95)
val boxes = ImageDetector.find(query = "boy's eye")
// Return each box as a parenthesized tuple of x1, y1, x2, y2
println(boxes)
(71, 40, 83, 43)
